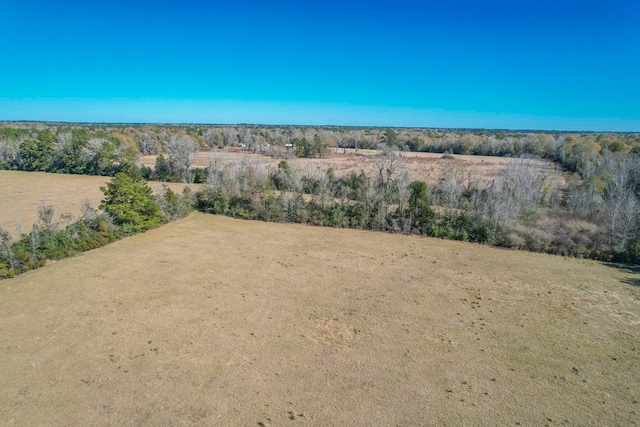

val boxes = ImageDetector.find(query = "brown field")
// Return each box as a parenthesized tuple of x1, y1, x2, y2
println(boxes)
(0, 171, 198, 238)
(140, 149, 563, 188)
(1, 212, 639, 425)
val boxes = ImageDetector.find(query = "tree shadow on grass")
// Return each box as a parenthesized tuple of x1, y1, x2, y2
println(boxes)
(621, 277, 640, 287)
(604, 262, 640, 287)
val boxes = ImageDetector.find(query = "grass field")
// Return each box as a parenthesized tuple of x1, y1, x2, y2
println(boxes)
(1, 212, 639, 425)
(139, 148, 564, 188)
(0, 171, 197, 238)
(0, 171, 108, 236)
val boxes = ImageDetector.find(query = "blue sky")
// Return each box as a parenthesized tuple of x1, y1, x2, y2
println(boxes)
(1, 0, 639, 131)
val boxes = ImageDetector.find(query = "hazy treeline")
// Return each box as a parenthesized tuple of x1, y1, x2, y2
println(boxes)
(2, 122, 639, 174)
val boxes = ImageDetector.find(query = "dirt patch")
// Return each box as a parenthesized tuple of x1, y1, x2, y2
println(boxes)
(1, 213, 638, 425)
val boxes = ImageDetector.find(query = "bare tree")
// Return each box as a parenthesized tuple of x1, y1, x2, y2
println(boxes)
(163, 135, 199, 183)
(239, 128, 253, 146)
(0, 225, 16, 272)
(368, 145, 405, 230)
(81, 199, 98, 221)
(499, 157, 557, 219)
(349, 129, 365, 154)
(0, 138, 20, 165)
(600, 154, 639, 197)
(605, 190, 639, 248)
(314, 170, 332, 213)
(390, 170, 412, 233)
(222, 127, 237, 147)
(439, 164, 464, 215)
(319, 130, 337, 155)
(138, 133, 157, 155)
(600, 154, 640, 248)
(36, 203, 58, 232)
(480, 182, 519, 230)
(373, 144, 404, 194)
(205, 151, 229, 193)
(565, 179, 603, 220)
(80, 138, 107, 163)
(362, 176, 382, 230)
(57, 132, 71, 147)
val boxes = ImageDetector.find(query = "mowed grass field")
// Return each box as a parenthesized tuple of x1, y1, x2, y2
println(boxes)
(1, 210, 639, 425)
(0, 171, 197, 238)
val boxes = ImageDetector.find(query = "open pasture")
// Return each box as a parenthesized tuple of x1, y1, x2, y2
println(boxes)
(1, 213, 638, 425)
(0, 171, 108, 237)
(0, 171, 196, 238)
(140, 149, 563, 188)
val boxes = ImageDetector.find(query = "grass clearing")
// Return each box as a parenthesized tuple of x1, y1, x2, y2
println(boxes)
(0, 171, 108, 236)
(140, 149, 563, 188)
(0, 171, 198, 238)
(1, 213, 638, 425)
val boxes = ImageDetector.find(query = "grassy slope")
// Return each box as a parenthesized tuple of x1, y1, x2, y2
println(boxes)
(0, 171, 108, 236)
(1, 213, 638, 425)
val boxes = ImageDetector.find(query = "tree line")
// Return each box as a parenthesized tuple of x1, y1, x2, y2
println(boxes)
(0, 173, 193, 278)
(1, 122, 639, 269)
(193, 148, 639, 264)
(2, 123, 639, 176)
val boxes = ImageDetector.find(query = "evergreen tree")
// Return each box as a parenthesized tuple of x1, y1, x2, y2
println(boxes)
(100, 173, 164, 234)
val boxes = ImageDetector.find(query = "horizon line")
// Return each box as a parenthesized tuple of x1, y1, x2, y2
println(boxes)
(2, 119, 638, 135)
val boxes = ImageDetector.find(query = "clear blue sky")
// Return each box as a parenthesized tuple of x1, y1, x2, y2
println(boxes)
(1, 0, 639, 131)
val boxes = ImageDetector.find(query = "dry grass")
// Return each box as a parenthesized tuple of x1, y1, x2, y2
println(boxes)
(0, 171, 198, 238)
(294, 151, 565, 188)
(140, 149, 563, 188)
(0, 171, 108, 236)
(1, 213, 638, 425)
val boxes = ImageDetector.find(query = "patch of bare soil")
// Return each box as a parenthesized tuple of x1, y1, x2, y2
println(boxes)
(1, 214, 638, 425)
